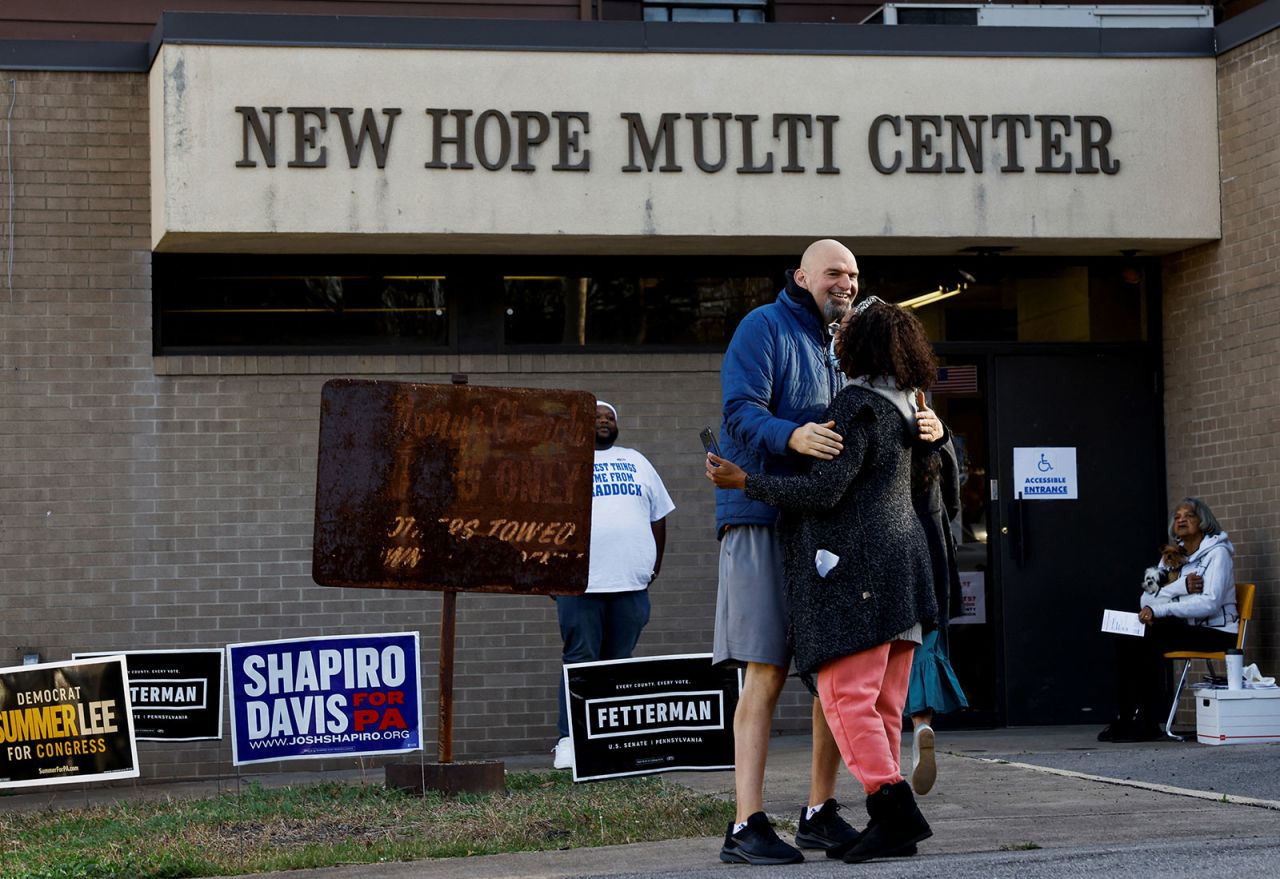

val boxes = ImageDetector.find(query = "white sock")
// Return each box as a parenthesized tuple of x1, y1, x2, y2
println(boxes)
(806, 805, 824, 820)
(733, 820, 748, 834)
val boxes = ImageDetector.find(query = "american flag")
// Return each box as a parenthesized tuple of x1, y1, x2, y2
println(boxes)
(933, 364, 979, 395)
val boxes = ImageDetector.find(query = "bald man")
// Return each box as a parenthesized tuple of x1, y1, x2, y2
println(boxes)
(712, 240, 942, 865)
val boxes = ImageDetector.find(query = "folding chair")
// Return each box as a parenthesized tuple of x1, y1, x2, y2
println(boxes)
(1163, 582, 1256, 741)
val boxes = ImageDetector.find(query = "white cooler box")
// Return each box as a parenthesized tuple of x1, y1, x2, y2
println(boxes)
(1195, 687, 1280, 745)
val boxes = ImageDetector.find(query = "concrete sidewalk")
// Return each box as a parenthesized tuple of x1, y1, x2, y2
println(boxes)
(5, 727, 1280, 878)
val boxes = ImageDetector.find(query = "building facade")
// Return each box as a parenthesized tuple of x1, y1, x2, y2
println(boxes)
(1, 0, 1276, 780)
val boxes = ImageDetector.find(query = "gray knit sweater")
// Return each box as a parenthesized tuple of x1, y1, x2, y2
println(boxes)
(744, 384, 938, 677)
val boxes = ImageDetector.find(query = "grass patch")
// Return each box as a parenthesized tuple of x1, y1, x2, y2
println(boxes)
(0, 772, 735, 879)
(999, 841, 1042, 851)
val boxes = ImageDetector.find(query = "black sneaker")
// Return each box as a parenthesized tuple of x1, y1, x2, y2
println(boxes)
(795, 798, 861, 858)
(720, 812, 805, 865)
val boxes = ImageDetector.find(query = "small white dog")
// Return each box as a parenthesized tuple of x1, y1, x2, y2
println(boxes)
(1141, 544, 1187, 596)
(1140, 544, 1192, 609)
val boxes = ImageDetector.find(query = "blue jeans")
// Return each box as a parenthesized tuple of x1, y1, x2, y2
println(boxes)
(555, 589, 651, 737)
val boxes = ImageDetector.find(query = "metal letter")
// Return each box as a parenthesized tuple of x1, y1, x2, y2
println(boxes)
(944, 114, 987, 174)
(424, 109, 474, 170)
(332, 107, 401, 169)
(992, 114, 1031, 173)
(772, 113, 812, 173)
(735, 115, 773, 174)
(235, 106, 282, 168)
(685, 112, 732, 173)
(868, 114, 902, 174)
(474, 109, 512, 171)
(1035, 115, 1073, 174)
(286, 107, 328, 168)
(511, 111, 550, 172)
(906, 115, 943, 174)
(552, 112, 590, 171)
(1074, 115, 1120, 175)
(620, 112, 682, 172)
(817, 115, 840, 174)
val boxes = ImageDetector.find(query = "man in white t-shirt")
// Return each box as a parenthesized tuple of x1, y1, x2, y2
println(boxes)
(553, 400, 675, 770)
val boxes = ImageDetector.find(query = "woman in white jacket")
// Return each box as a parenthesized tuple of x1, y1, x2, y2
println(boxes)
(1098, 497, 1238, 742)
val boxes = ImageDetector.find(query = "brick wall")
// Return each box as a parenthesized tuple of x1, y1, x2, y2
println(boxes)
(0, 70, 816, 780)
(1162, 26, 1279, 688)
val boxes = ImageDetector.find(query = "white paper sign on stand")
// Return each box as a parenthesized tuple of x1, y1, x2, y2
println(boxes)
(952, 571, 986, 625)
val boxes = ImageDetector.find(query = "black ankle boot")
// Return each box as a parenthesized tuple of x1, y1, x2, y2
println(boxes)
(842, 781, 932, 863)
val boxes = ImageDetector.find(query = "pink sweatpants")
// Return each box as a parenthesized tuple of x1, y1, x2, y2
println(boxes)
(816, 639, 916, 794)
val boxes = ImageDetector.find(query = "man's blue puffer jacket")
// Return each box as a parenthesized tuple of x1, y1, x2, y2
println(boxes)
(714, 276, 844, 537)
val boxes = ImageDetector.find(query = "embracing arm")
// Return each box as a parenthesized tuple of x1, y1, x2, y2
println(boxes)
(742, 409, 870, 512)
(1149, 546, 1234, 621)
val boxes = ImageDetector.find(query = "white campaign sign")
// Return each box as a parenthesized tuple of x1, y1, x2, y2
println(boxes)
(1013, 447, 1078, 500)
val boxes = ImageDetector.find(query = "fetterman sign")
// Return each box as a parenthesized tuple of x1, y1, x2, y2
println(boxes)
(564, 654, 741, 782)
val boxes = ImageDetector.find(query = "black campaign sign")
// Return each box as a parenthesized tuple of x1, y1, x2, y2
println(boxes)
(74, 650, 224, 741)
(565, 654, 740, 782)
(0, 657, 139, 789)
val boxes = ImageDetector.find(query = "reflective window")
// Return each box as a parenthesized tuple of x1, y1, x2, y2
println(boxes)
(154, 257, 450, 352)
(503, 274, 776, 347)
(644, 0, 767, 23)
(152, 254, 1150, 354)
(858, 257, 1151, 344)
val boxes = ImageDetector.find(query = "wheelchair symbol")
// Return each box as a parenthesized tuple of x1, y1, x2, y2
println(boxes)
(1037, 453, 1053, 472)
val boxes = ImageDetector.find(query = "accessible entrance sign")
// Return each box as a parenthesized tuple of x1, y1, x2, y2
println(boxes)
(1013, 447, 1078, 499)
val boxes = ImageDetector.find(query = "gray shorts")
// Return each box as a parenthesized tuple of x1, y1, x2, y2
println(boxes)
(712, 524, 790, 669)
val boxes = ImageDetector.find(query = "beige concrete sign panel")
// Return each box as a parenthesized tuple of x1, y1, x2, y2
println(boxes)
(150, 43, 1220, 255)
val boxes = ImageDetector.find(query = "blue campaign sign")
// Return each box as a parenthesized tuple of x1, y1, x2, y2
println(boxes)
(226, 632, 422, 766)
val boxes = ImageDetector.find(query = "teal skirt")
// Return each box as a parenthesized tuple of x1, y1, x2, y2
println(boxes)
(905, 629, 968, 717)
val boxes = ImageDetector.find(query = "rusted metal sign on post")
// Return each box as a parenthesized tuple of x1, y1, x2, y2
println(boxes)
(313, 379, 595, 788)
(313, 379, 594, 596)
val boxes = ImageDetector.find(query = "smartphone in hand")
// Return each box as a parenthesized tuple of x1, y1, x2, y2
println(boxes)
(699, 426, 721, 457)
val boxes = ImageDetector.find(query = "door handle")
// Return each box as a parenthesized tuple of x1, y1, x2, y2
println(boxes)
(1005, 491, 1027, 567)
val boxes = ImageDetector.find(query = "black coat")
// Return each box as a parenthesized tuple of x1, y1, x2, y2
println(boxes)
(745, 385, 939, 677)
(913, 437, 964, 638)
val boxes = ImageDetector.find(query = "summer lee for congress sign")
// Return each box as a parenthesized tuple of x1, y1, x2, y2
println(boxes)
(227, 633, 422, 766)
(1, 656, 139, 789)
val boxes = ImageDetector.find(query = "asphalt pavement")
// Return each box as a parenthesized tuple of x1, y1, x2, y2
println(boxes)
(5, 726, 1280, 878)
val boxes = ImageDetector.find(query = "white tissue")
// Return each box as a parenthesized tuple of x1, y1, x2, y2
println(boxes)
(815, 549, 840, 578)
(1243, 663, 1277, 688)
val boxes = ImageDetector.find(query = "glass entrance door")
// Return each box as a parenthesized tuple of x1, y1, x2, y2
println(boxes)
(990, 351, 1165, 725)
(882, 255, 1161, 728)
(925, 357, 999, 727)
